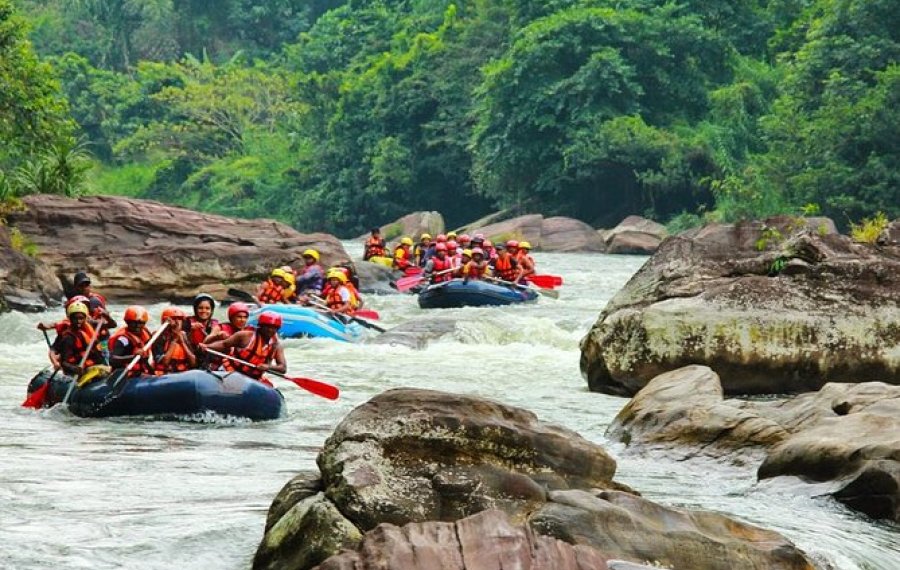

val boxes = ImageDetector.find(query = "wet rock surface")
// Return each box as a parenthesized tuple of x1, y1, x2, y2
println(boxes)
(580, 217, 900, 396)
(0, 225, 64, 312)
(7, 194, 347, 304)
(255, 389, 814, 570)
(599, 215, 668, 254)
(609, 365, 900, 523)
(469, 214, 606, 252)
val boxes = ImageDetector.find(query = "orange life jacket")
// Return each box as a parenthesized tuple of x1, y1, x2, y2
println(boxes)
(365, 237, 386, 258)
(430, 256, 453, 283)
(326, 285, 356, 314)
(463, 261, 487, 280)
(258, 280, 286, 304)
(154, 335, 191, 374)
(61, 323, 100, 367)
(109, 326, 153, 375)
(224, 333, 278, 380)
(493, 254, 517, 281)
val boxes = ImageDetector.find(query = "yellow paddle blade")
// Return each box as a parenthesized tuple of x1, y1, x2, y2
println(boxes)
(77, 364, 112, 387)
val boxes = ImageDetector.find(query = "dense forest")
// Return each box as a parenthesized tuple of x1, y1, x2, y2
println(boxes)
(1, 0, 897, 236)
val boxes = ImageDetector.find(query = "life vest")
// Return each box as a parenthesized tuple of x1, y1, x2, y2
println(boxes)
(61, 323, 100, 368)
(153, 335, 191, 374)
(185, 316, 219, 348)
(225, 333, 278, 379)
(345, 282, 362, 310)
(463, 261, 486, 280)
(109, 326, 153, 375)
(493, 254, 518, 281)
(393, 246, 411, 270)
(365, 237, 385, 258)
(430, 256, 453, 283)
(414, 244, 431, 266)
(258, 279, 286, 304)
(326, 285, 355, 313)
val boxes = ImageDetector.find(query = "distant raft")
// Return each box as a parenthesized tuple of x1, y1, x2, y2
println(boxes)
(26, 368, 285, 421)
(248, 304, 364, 342)
(417, 279, 538, 309)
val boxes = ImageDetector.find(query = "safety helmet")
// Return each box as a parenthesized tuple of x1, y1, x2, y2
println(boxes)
(271, 267, 289, 280)
(227, 302, 250, 320)
(302, 249, 320, 262)
(471, 247, 484, 257)
(326, 268, 348, 283)
(280, 265, 295, 275)
(506, 240, 519, 249)
(420, 233, 432, 240)
(447, 231, 458, 239)
(519, 241, 532, 250)
(459, 234, 471, 243)
(400, 236, 414, 246)
(447, 240, 458, 250)
(483, 239, 493, 247)
(160, 307, 186, 323)
(193, 293, 216, 311)
(65, 295, 89, 309)
(436, 234, 447, 243)
(257, 311, 283, 328)
(66, 302, 89, 318)
(124, 305, 150, 323)
(462, 249, 473, 257)
(435, 243, 447, 252)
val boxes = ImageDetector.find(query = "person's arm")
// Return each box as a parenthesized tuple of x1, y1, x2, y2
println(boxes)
(201, 330, 251, 354)
(57, 336, 81, 376)
(259, 343, 287, 374)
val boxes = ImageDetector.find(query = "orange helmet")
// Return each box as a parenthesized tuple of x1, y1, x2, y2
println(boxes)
(160, 307, 186, 323)
(123, 305, 150, 323)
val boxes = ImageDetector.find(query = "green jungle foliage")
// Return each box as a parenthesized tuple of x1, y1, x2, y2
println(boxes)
(4, 0, 898, 235)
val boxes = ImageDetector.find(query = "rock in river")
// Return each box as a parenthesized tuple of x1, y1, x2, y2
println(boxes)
(580, 217, 900, 396)
(0, 224, 64, 312)
(255, 389, 815, 570)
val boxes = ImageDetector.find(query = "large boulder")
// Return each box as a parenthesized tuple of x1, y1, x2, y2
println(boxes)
(600, 215, 668, 255)
(0, 224, 64, 312)
(469, 214, 605, 252)
(608, 365, 900, 523)
(255, 389, 814, 570)
(360, 211, 445, 242)
(7, 194, 348, 303)
(580, 217, 900, 396)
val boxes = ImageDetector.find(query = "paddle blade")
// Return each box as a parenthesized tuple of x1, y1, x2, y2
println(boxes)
(355, 309, 380, 320)
(395, 274, 424, 293)
(286, 376, 340, 400)
(22, 382, 50, 409)
(526, 275, 558, 289)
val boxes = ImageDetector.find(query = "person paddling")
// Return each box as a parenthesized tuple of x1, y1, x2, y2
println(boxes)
(184, 293, 220, 352)
(392, 237, 414, 271)
(323, 268, 359, 314)
(414, 233, 432, 266)
(257, 268, 294, 304)
(55, 302, 104, 378)
(200, 311, 286, 386)
(363, 227, 386, 260)
(109, 306, 153, 379)
(462, 247, 489, 282)
(295, 249, 325, 298)
(491, 242, 519, 282)
(515, 241, 536, 283)
(422, 243, 453, 284)
(151, 308, 196, 374)
(203, 302, 252, 369)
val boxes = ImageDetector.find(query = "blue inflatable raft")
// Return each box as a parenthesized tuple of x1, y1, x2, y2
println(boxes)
(27, 368, 285, 421)
(248, 304, 364, 342)
(417, 279, 538, 309)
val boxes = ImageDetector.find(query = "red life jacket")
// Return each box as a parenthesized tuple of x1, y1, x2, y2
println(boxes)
(430, 256, 453, 282)
(393, 246, 411, 270)
(493, 254, 517, 281)
(109, 326, 153, 375)
(365, 237, 386, 258)
(61, 323, 100, 368)
(185, 316, 219, 347)
(463, 261, 486, 279)
(258, 280, 285, 304)
(225, 333, 278, 379)
(154, 336, 191, 374)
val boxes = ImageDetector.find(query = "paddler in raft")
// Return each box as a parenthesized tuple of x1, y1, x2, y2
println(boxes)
(422, 242, 453, 284)
(151, 307, 197, 374)
(295, 249, 325, 298)
(392, 236, 415, 271)
(256, 268, 296, 304)
(199, 311, 286, 387)
(109, 305, 154, 379)
(53, 301, 106, 379)
(514, 241, 536, 283)
(322, 268, 360, 314)
(363, 227, 386, 260)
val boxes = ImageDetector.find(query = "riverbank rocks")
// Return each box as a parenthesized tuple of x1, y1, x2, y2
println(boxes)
(7, 194, 347, 303)
(360, 211, 445, 242)
(0, 225, 64, 312)
(608, 365, 900, 522)
(255, 389, 815, 570)
(598, 215, 668, 254)
(580, 216, 900, 396)
(469, 214, 606, 252)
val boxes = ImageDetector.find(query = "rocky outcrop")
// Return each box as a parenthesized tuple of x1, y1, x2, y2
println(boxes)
(7, 194, 347, 303)
(361, 211, 445, 242)
(255, 389, 815, 570)
(608, 365, 900, 523)
(580, 216, 900, 396)
(353, 260, 398, 295)
(0, 225, 64, 312)
(471, 214, 606, 252)
(599, 215, 668, 254)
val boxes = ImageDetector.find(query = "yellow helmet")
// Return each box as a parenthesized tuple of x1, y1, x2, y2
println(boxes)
(519, 241, 532, 250)
(400, 236, 414, 246)
(326, 268, 348, 283)
(447, 231, 458, 239)
(271, 268, 289, 280)
(302, 249, 320, 262)
(462, 248, 473, 257)
(66, 301, 89, 317)
(420, 233, 432, 240)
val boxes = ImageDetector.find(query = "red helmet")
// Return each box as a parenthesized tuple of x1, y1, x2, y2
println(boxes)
(257, 311, 283, 328)
(471, 247, 484, 256)
(434, 243, 447, 252)
(473, 233, 485, 242)
(447, 240, 458, 249)
(160, 307, 186, 323)
(228, 302, 250, 320)
(124, 305, 149, 323)
(65, 295, 89, 308)
(435, 234, 447, 243)
(459, 234, 471, 243)
(506, 240, 519, 248)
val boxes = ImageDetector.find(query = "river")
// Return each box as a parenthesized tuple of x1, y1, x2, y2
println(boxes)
(1, 247, 896, 569)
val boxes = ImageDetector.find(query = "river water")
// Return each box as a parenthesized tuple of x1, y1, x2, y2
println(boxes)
(1, 247, 896, 569)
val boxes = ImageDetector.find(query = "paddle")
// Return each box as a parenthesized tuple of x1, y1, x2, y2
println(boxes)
(307, 297, 387, 333)
(485, 276, 559, 299)
(355, 309, 380, 320)
(22, 330, 58, 408)
(527, 274, 562, 289)
(61, 317, 105, 406)
(228, 288, 258, 304)
(110, 322, 170, 390)
(392, 267, 455, 293)
(203, 348, 339, 400)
